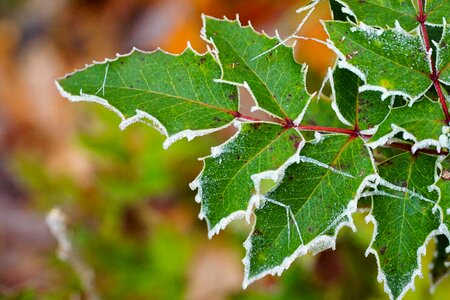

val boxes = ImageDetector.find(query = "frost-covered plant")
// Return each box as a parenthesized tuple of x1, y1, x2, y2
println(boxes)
(56, 0, 450, 299)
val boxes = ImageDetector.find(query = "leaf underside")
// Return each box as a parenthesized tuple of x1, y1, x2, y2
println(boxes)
(332, 66, 390, 130)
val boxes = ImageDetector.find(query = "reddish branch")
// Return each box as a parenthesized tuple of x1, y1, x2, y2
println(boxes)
(296, 125, 358, 136)
(417, 0, 450, 123)
(224, 5, 450, 156)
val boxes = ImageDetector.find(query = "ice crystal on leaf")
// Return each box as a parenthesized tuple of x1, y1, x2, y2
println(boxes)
(56, 0, 450, 299)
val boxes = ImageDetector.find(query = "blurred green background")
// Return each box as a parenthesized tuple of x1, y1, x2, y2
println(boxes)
(0, 0, 449, 299)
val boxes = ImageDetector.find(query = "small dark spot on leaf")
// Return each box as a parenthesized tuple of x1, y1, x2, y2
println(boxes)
(200, 57, 207, 64)
(228, 93, 237, 101)
(251, 123, 262, 129)
(380, 246, 387, 255)
(307, 226, 314, 232)
(214, 116, 222, 122)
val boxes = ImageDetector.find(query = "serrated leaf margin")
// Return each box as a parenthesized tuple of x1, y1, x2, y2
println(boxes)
(200, 14, 313, 123)
(241, 137, 379, 288)
(323, 20, 433, 103)
(55, 45, 237, 150)
(189, 120, 304, 239)
(363, 156, 447, 300)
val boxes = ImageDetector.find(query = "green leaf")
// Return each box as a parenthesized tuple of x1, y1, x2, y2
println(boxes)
(426, 0, 450, 26)
(243, 134, 374, 286)
(203, 16, 310, 121)
(437, 24, 450, 85)
(337, 0, 418, 31)
(57, 48, 238, 149)
(365, 151, 441, 299)
(325, 21, 432, 101)
(430, 235, 450, 288)
(331, 67, 391, 131)
(336, 0, 449, 30)
(368, 96, 446, 151)
(191, 122, 302, 238)
(438, 157, 450, 232)
(432, 157, 450, 289)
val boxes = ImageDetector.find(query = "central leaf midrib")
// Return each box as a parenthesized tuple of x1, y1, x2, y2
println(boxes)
(216, 33, 289, 119)
(271, 136, 356, 246)
(104, 85, 233, 113)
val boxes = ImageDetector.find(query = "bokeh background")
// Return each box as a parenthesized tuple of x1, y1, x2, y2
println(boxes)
(0, 0, 449, 299)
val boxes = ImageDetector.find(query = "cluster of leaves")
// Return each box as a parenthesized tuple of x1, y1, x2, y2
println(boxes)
(56, 0, 450, 299)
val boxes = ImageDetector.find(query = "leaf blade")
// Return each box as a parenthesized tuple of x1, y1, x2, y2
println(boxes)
(192, 122, 302, 237)
(243, 134, 374, 285)
(325, 21, 432, 101)
(57, 48, 239, 148)
(203, 17, 310, 121)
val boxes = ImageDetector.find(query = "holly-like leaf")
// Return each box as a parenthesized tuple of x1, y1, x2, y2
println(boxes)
(203, 16, 310, 121)
(430, 235, 450, 288)
(365, 151, 441, 299)
(432, 157, 450, 289)
(368, 96, 446, 151)
(331, 66, 391, 131)
(57, 48, 239, 149)
(243, 134, 374, 286)
(191, 122, 302, 238)
(325, 21, 432, 101)
(437, 24, 450, 85)
(336, 0, 449, 30)
(336, 0, 418, 31)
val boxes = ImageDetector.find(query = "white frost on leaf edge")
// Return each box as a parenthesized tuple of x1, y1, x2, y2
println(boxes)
(189, 121, 303, 239)
(201, 14, 312, 123)
(364, 191, 446, 300)
(56, 45, 237, 150)
(366, 107, 450, 153)
(436, 19, 450, 86)
(241, 139, 379, 289)
(322, 20, 434, 104)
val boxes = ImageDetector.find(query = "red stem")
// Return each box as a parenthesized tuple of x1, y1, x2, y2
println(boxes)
(416, 0, 450, 123)
(297, 125, 358, 136)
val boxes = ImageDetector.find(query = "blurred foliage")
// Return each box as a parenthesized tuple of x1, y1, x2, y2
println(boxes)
(1, 0, 450, 299)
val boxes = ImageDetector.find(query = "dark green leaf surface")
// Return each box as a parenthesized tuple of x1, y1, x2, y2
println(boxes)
(204, 17, 310, 120)
(192, 122, 302, 237)
(244, 135, 374, 285)
(57, 48, 238, 148)
(433, 158, 450, 289)
(332, 67, 390, 131)
(325, 21, 432, 101)
(337, 0, 449, 30)
(437, 157, 450, 237)
(430, 235, 450, 287)
(368, 151, 440, 299)
(368, 97, 444, 149)
(337, 0, 418, 31)
(437, 25, 450, 85)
